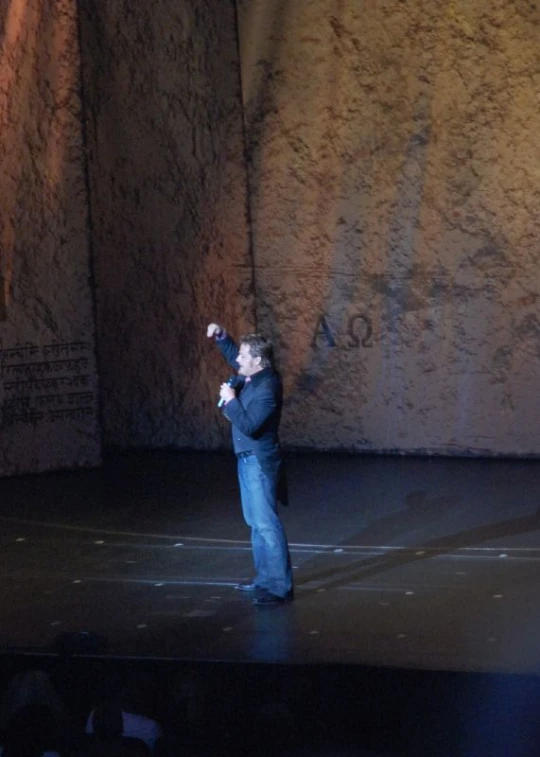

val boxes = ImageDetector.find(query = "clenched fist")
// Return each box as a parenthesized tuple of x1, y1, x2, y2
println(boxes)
(207, 323, 224, 338)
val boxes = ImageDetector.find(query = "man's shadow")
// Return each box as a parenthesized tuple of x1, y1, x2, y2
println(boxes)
(297, 490, 540, 593)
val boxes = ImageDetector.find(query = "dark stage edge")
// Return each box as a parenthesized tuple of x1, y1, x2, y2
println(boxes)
(0, 452, 540, 674)
(1, 450, 540, 673)
(2, 451, 540, 756)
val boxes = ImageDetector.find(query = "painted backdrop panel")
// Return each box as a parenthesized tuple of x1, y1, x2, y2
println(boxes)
(0, 0, 101, 474)
(80, 0, 254, 448)
(238, 0, 540, 454)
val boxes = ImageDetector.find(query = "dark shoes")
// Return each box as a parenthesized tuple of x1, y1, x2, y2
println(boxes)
(252, 589, 294, 606)
(235, 581, 260, 592)
(235, 581, 294, 605)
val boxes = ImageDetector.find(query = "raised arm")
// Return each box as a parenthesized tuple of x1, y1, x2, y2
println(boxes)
(206, 322, 239, 371)
(206, 322, 224, 339)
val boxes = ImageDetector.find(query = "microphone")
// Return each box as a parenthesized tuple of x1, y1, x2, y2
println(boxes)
(217, 376, 235, 408)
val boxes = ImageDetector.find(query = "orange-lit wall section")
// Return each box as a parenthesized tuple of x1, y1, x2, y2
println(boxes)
(78, 0, 253, 449)
(0, 0, 101, 475)
(238, 0, 540, 455)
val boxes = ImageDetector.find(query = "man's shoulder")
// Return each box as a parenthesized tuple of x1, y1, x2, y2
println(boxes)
(252, 368, 281, 388)
(123, 710, 162, 736)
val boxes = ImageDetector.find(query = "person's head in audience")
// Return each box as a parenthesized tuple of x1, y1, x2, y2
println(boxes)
(0, 670, 64, 731)
(92, 699, 124, 741)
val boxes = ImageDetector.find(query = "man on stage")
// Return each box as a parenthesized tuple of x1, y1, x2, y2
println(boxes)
(207, 322, 293, 606)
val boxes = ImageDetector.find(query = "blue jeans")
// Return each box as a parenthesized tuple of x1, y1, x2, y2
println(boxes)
(237, 455, 293, 598)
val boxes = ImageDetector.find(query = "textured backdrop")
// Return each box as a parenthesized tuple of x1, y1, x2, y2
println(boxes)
(0, 0, 100, 475)
(2, 0, 539, 470)
(238, 0, 540, 454)
(79, 0, 254, 449)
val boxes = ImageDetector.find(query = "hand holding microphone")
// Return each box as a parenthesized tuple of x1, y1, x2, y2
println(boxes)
(218, 377, 236, 407)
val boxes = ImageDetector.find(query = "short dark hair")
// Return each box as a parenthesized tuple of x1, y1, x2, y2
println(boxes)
(92, 698, 123, 740)
(240, 333, 274, 369)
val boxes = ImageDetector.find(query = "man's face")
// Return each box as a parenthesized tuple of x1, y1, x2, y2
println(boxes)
(236, 343, 262, 377)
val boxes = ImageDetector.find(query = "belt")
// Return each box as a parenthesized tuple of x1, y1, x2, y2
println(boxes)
(237, 450, 254, 459)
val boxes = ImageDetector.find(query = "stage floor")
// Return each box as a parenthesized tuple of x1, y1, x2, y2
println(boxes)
(1, 450, 540, 674)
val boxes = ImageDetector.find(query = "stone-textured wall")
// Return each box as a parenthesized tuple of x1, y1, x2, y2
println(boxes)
(79, 0, 253, 449)
(3, 0, 537, 468)
(238, 0, 540, 455)
(0, 0, 101, 475)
